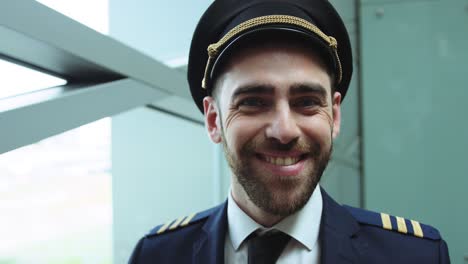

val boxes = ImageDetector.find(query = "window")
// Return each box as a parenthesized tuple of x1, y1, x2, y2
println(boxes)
(0, 1, 112, 263)
(0, 59, 66, 100)
(0, 119, 112, 264)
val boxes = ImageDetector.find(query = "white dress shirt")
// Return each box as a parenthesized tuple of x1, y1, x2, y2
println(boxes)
(224, 185, 323, 264)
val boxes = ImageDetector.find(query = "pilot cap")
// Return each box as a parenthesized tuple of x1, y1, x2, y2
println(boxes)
(188, 0, 353, 113)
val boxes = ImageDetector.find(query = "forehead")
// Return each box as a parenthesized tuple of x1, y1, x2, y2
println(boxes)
(214, 42, 332, 99)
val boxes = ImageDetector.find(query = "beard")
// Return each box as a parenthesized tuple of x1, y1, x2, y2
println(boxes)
(222, 133, 332, 217)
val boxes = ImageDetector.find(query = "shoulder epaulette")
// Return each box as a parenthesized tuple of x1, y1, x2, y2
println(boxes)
(147, 206, 219, 236)
(343, 205, 441, 240)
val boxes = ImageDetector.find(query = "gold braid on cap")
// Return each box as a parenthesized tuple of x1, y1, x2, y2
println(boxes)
(201, 15, 342, 89)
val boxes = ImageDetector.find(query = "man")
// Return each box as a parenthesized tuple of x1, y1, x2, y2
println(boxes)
(129, 0, 450, 263)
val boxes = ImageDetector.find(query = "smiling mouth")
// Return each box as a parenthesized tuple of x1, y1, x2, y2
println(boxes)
(257, 154, 306, 166)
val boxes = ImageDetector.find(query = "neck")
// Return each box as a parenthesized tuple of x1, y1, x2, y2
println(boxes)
(231, 177, 285, 227)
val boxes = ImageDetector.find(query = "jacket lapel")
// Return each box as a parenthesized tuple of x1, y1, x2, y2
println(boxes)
(320, 188, 367, 264)
(191, 190, 368, 264)
(193, 201, 228, 264)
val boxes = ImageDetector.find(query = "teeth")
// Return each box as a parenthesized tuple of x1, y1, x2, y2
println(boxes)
(265, 156, 300, 166)
(276, 157, 283, 166)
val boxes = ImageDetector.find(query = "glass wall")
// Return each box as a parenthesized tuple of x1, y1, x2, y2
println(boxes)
(0, 119, 111, 264)
(0, 59, 66, 100)
(361, 0, 468, 261)
(0, 1, 112, 263)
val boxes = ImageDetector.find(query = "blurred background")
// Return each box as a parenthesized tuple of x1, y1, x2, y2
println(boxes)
(0, 0, 466, 263)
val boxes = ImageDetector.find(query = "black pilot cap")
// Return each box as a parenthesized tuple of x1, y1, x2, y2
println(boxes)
(188, 0, 353, 113)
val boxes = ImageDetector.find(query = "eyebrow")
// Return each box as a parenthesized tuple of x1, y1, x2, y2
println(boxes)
(289, 83, 328, 97)
(231, 84, 275, 101)
(230, 82, 328, 102)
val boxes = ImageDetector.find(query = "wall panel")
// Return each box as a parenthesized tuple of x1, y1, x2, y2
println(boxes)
(361, 0, 468, 261)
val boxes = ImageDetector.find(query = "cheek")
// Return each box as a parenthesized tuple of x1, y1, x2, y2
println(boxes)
(224, 115, 266, 151)
(298, 114, 334, 143)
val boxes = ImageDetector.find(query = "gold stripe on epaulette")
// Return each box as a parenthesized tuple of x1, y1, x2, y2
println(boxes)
(180, 213, 196, 227)
(157, 220, 172, 234)
(381, 213, 392, 230)
(169, 216, 186, 230)
(396, 216, 408, 234)
(411, 220, 424, 238)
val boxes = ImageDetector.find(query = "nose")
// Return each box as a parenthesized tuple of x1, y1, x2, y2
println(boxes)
(265, 103, 300, 144)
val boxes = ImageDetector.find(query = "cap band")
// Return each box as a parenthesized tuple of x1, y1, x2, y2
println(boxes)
(201, 15, 342, 90)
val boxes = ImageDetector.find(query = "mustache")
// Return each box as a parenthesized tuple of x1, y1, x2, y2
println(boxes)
(244, 137, 321, 155)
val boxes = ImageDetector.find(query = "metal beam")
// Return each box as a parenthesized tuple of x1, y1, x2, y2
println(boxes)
(0, 79, 168, 155)
(0, 0, 207, 153)
(0, 0, 190, 99)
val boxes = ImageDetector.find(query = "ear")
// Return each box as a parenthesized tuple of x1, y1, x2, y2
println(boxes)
(203, 96, 222, 143)
(331, 92, 342, 139)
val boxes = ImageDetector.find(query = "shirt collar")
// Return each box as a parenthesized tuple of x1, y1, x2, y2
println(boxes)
(227, 185, 323, 251)
(227, 189, 261, 250)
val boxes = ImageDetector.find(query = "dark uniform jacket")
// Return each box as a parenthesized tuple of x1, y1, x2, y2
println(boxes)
(129, 189, 450, 263)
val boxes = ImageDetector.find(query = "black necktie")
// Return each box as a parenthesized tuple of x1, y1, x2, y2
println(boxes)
(248, 230, 291, 264)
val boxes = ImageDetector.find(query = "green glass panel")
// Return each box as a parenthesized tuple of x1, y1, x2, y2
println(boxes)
(362, 0, 468, 262)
